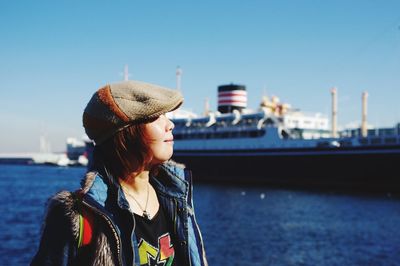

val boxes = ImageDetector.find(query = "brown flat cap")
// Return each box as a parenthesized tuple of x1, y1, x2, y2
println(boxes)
(83, 80, 183, 144)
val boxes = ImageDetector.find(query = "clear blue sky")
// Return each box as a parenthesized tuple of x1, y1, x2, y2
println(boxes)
(1, 0, 399, 152)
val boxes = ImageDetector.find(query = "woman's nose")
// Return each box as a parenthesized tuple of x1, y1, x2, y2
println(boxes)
(168, 118, 175, 131)
(163, 115, 174, 131)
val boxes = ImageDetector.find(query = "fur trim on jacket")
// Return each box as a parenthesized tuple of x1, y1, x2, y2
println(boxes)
(31, 171, 118, 266)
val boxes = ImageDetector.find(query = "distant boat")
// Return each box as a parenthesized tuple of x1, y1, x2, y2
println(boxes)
(0, 152, 70, 166)
(168, 84, 400, 192)
(0, 137, 89, 167)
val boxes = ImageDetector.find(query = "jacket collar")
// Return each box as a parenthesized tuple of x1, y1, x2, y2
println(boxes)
(81, 160, 189, 210)
(150, 161, 189, 200)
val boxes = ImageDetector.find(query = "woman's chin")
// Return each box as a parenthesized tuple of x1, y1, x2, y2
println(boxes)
(149, 155, 173, 166)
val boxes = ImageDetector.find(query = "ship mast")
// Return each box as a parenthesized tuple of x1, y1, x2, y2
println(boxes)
(176, 66, 182, 91)
(331, 87, 338, 138)
(361, 91, 368, 137)
(204, 97, 210, 116)
(123, 64, 131, 81)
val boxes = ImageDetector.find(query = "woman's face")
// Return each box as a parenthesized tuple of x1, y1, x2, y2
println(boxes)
(143, 114, 175, 165)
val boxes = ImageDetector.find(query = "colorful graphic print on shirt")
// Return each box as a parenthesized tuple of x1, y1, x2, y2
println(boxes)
(138, 233, 175, 266)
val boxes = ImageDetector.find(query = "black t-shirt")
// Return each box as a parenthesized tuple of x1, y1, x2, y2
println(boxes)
(134, 206, 176, 266)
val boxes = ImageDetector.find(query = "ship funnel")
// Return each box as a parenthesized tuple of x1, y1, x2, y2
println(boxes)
(361, 91, 368, 137)
(331, 87, 338, 138)
(218, 84, 247, 113)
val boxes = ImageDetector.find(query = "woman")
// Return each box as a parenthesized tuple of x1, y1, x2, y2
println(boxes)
(31, 80, 207, 266)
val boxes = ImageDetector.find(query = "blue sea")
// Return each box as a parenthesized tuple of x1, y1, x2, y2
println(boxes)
(0, 164, 399, 265)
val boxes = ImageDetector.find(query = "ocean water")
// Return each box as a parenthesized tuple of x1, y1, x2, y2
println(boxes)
(0, 164, 399, 265)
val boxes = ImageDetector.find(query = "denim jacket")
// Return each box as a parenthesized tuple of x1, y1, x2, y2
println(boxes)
(31, 161, 207, 266)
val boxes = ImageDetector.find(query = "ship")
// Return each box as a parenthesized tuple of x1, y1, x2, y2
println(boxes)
(168, 84, 400, 192)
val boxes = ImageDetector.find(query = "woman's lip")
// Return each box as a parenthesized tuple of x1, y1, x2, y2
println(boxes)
(164, 139, 174, 142)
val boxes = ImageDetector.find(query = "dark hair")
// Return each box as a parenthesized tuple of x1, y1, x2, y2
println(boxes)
(93, 124, 151, 181)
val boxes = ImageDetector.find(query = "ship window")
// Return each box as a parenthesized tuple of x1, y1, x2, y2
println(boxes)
(172, 127, 267, 140)
(249, 131, 258, 138)
(339, 140, 352, 147)
(231, 131, 239, 138)
(240, 131, 249, 137)
(368, 130, 377, 137)
(218, 121, 227, 127)
(371, 138, 381, 145)
(384, 137, 397, 144)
